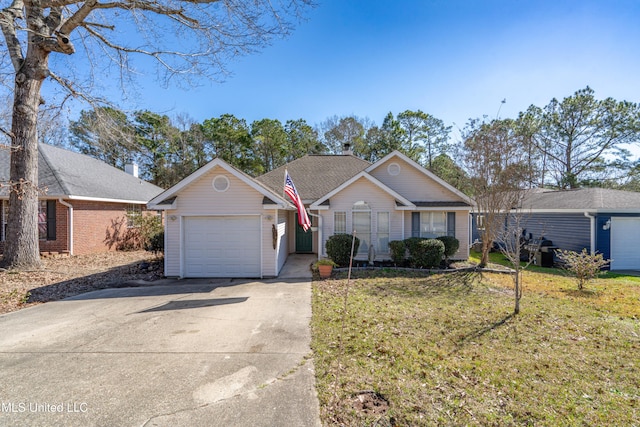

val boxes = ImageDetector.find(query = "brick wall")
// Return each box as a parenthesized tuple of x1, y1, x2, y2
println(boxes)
(0, 199, 149, 256)
(72, 200, 141, 255)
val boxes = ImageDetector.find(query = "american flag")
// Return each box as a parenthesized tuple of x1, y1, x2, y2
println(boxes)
(284, 170, 311, 232)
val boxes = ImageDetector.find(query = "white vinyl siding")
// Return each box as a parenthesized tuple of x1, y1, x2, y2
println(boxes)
(320, 178, 400, 260)
(162, 167, 276, 277)
(369, 157, 461, 202)
(276, 209, 288, 275)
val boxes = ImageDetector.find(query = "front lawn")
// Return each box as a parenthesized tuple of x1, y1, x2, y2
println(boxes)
(311, 269, 640, 426)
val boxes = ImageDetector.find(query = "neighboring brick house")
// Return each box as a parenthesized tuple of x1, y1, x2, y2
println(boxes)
(0, 144, 164, 256)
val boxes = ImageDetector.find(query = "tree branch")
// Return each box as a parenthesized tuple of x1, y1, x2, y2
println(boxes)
(0, 0, 25, 72)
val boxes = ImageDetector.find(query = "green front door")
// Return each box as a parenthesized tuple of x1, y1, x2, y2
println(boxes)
(295, 213, 313, 253)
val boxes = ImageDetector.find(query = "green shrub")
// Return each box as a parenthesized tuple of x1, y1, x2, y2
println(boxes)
(437, 236, 460, 260)
(389, 240, 406, 265)
(326, 234, 360, 266)
(146, 230, 164, 255)
(127, 212, 164, 254)
(404, 237, 445, 269)
(403, 237, 424, 256)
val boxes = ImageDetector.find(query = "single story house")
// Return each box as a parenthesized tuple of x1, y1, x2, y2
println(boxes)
(472, 188, 640, 270)
(0, 143, 164, 256)
(148, 149, 474, 278)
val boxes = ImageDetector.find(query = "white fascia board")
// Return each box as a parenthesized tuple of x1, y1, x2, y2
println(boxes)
(67, 195, 150, 204)
(148, 200, 177, 210)
(263, 203, 288, 210)
(396, 206, 473, 212)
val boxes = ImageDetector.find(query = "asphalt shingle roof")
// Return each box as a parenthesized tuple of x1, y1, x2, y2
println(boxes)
(522, 188, 640, 210)
(0, 143, 164, 202)
(255, 154, 371, 201)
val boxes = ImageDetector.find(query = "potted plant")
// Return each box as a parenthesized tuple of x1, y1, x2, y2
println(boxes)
(315, 259, 337, 279)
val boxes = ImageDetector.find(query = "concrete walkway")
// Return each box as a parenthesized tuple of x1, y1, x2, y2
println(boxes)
(0, 268, 321, 426)
(278, 253, 316, 280)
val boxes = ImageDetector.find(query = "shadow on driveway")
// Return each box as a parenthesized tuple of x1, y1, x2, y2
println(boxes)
(138, 297, 249, 313)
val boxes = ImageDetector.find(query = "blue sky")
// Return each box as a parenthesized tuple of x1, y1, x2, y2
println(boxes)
(112, 0, 640, 138)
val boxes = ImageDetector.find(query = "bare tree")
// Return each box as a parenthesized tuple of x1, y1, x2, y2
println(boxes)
(494, 205, 540, 314)
(0, 0, 312, 268)
(462, 118, 533, 267)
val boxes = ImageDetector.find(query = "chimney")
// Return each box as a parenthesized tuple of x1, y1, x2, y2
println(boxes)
(125, 163, 139, 178)
(342, 143, 353, 155)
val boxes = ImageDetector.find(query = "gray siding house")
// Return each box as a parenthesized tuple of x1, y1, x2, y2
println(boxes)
(472, 188, 640, 270)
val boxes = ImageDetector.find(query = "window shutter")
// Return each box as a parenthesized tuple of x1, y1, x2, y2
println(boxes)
(46, 200, 56, 241)
(447, 212, 456, 237)
(411, 212, 420, 237)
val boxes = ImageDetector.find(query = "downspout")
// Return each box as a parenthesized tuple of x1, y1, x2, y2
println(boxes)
(308, 211, 322, 260)
(583, 211, 595, 254)
(58, 198, 74, 256)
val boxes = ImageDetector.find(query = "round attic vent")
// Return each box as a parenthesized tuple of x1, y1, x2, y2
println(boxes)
(387, 162, 401, 176)
(212, 175, 230, 192)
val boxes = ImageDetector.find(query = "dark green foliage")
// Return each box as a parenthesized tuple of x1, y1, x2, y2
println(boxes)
(146, 230, 164, 255)
(389, 240, 406, 265)
(404, 237, 445, 268)
(326, 234, 360, 267)
(437, 235, 460, 260)
(128, 213, 164, 254)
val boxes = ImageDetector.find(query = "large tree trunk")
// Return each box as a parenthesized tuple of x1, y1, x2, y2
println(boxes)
(3, 49, 48, 269)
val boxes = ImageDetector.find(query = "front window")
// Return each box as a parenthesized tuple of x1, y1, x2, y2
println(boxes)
(420, 212, 447, 238)
(377, 212, 390, 254)
(127, 204, 142, 228)
(38, 200, 47, 240)
(334, 211, 346, 234)
(477, 214, 485, 231)
(352, 201, 371, 256)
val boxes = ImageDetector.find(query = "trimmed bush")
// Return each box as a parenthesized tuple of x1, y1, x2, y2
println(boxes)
(389, 240, 406, 265)
(326, 234, 360, 267)
(146, 230, 164, 255)
(404, 237, 445, 269)
(437, 235, 460, 260)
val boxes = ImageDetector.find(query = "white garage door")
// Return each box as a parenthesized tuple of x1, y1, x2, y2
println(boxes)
(184, 216, 261, 278)
(610, 217, 640, 270)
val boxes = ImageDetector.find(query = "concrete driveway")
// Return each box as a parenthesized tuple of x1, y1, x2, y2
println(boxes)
(0, 276, 321, 426)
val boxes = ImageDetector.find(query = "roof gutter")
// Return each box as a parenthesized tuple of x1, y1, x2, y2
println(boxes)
(584, 211, 595, 254)
(58, 198, 74, 256)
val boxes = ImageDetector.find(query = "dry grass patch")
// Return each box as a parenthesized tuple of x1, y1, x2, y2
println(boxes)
(312, 271, 640, 426)
(0, 251, 162, 314)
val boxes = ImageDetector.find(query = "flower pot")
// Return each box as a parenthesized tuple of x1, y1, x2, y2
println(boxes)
(318, 264, 333, 279)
